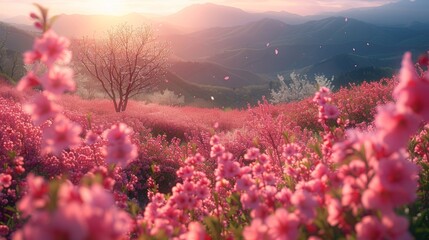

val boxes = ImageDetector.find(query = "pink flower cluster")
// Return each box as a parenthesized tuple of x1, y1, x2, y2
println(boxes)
(329, 52, 426, 239)
(102, 123, 138, 168)
(17, 12, 80, 156)
(14, 174, 132, 240)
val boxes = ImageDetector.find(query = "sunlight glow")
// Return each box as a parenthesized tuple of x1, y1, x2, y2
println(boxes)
(89, 0, 125, 15)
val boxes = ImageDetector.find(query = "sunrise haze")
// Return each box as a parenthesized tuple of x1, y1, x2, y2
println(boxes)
(0, 0, 400, 18)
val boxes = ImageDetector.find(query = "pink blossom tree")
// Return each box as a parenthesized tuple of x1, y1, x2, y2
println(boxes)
(76, 24, 169, 112)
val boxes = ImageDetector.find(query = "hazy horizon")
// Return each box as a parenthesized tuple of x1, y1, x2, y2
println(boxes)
(0, 0, 401, 19)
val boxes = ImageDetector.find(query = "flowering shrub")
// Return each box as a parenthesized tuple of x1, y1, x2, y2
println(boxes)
(0, 4, 428, 240)
(270, 72, 334, 104)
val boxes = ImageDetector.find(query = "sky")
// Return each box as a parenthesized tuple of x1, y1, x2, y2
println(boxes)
(0, 0, 399, 18)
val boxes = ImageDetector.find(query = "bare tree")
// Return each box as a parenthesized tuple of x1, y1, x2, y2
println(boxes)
(76, 23, 169, 112)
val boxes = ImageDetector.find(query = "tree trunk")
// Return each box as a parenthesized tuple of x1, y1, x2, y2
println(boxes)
(113, 99, 120, 112)
(121, 96, 129, 112)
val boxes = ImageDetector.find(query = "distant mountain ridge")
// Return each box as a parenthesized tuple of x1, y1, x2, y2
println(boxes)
(332, 0, 429, 26)
(162, 3, 305, 30)
(2, 1, 429, 97)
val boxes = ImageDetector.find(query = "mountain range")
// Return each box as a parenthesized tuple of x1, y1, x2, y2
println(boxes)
(1, 0, 428, 107)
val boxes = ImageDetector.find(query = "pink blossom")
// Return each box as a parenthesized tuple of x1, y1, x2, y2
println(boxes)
(210, 135, 220, 145)
(362, 155, 418, 212)
(220, 161, 241, 179)
(323, 104, 340, 119)
(102, 123, 137, 168)
(23, 50, 42, 65)
(362, 153, 418, 211)
(375, 103, 419, 152)
(0, 173, 12, 189)
(42, 115, 82, 155)
(394, 52, 429, 120)
(210, 144, 225, 158)
(266, 208, 299, 240)
(243, 219, 268, 240)
(28, 30, 71, 66)
(236, 174, 255, 191)
(0, 225, 9, 236)
(244, 147, 260, 160)
(81, 185, 132, 239)
(382, 213, 413, 240)
(16, 71, 41, 91)
(23, 92, 61, 126)
(48, 203, 88, 240)
(376, 153, 418, 194)
(310, 163, 328, 179)
(275, 188, 292, 205)
(355, 216, 385, 240)
(291, 189, 318, 223)
(241, 188, 260, 210)
(18, 174, 49, 216)
(103, 142, 138, 168)
(41, 66, 75, 95)
(84, 130, 100, 145)
(180, 222, 207, 240)
(327, 198, 342, 226)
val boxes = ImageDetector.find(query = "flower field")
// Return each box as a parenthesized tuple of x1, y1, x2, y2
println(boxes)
(1, 6, 429, 240)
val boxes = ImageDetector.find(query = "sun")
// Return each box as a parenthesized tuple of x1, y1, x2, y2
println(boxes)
(90, 0, 124, 15)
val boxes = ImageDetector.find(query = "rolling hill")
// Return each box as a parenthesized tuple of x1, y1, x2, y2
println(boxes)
(0, 22, 34, 52)
(170, 61, 268, 88)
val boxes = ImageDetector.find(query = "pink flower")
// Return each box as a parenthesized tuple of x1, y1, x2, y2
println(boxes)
(28, 30, 71, 66)
(103, 142, 137, 168)
(323, 104, 340, 119)
(394, 52, 429, 120)
(241, 188, 260, 210)
(244, 147, 260, 160)
(327, 198, 342, 226)
(291, 189, 318, 223)
(0, 173, 12, 189)
(275, 188, 292, 205)
(375, 103, 419, 152)
(0, 224, 9, 236)
(48, 203, 88, 240)
(362, 154, 418, 212)
(42, 115, 82, 155)
(41, 66, 75, 95)
(18, 174, 49, 216)
(266, 208, 299, 240)
(23, 92, 61, 126)
(376, 153, 418, 195)
(243, 219, 268, 240)
(220, 161, 240, 179)
(355, 216, 385, 240)
(102, 123, 137, 168)
(180, 222, 208, 240)
(210, 144, 225, 158)
(382, 213, 413, 240)
(362, 153, 419, 211)
(236, 174, 255, 191)
(102, 123, 133, 144)
(23, 50, 42, 65)
(210, 135, 220, 145)
(84, 130, 100, 145)
(81, 185, 132, 239)
(16, 71, 41, 91)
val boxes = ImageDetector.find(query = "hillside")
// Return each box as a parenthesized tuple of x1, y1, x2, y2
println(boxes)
(0, 22, 33, 52)
(170, 61, 268, 88)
